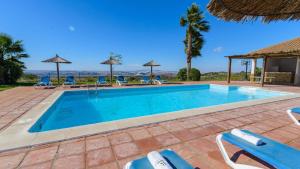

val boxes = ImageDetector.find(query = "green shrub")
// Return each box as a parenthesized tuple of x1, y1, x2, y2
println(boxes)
(177, 68, 201, 81)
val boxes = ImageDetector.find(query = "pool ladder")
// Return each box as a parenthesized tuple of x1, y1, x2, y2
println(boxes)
(87, 84, 100, 96)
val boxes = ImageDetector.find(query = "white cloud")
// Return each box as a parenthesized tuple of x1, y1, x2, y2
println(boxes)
(68, 25, 75, 32)
(213, 46, 224, 53)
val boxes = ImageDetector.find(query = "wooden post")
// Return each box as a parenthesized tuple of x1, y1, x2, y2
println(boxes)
(261, 56, 268, 87)
(150, 66, 153, 84)
(56, 62, 60, 85)
(227, 57, 232, 84)
(110, 64, 113, 85)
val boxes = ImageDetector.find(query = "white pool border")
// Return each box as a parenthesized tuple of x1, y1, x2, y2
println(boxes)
(0, 84, 299, 152)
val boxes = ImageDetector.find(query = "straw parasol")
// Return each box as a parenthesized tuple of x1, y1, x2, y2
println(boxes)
(207, 0, 300, 22)
(42, 54, 71, 85)
(101, 58, 121, 85)
(143, 60, 160, 83)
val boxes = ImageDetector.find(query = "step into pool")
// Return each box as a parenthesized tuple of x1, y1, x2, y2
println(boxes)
(29, 84, 288, 132)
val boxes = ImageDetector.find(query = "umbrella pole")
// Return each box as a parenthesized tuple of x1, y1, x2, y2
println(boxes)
(56, 62, 60, 85)
(110, 64, 113, 85)
(150, 66, 153, 84)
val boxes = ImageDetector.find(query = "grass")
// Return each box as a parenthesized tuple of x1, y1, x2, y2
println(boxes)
(0, 82, 35, 92)
(0, 85, 15, 91)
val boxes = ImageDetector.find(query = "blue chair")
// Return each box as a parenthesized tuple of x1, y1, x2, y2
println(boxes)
(116, 76, 128, 86)
(124, 149, 194, 169)
(64, 75, 76, 85)
(154, 75, 167, 85)
(140, 76, 151, 84)
(287, 108, 300, 126)
(35, 76, 52, 86)
(216, 129, 300, 169)
(96, 76, 107, 85)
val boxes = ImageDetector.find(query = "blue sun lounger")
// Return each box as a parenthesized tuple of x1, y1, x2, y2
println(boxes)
(35, 76, 52, 86)
(116, 76, 128, 86)
(216, 130, 300, 169)
(96, 76, 107, 85)
(287, 108, 300, 125)
(154, 75, 167, 85)
(140, 76, 151, 84)
(64, 75, 76, 85)
(124, 149, 194, 169)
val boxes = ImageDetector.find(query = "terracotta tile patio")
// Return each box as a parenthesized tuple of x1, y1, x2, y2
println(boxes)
(0, 82, 300, 169)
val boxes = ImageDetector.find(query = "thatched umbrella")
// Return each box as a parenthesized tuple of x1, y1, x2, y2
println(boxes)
(101, 58, 120, 85)
(42, 54, 71, 85)
(207, 0, 300, 22)
(143, 60, 160, 83)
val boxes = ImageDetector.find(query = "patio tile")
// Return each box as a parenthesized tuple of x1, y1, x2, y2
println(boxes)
(187, 138, 218, 153)
(0, 153, 25, 169)
(187, 155, 212, 169)
(21, 146, 58, 167)
(117, 155, 140, 169)
(147, 126, 168, 136)
(135, 137, 161, 153)
(288, 138, 300, 149)
(108, 133, 132, 145)
(172, 129, 198, 141)
(154, 133, 181, 146)
(86, 136, 110, 151)
(86, 147, 114, 167)
(175, 146, 197, 160)
(53, 154, 84, 169)
(128, 128, 151, 140)
(58, 140, 85, 157)
(159, 121, 183, 132)
(190, 126, 212, 137)
(113, 142, 140, 159)
(89, 162, 119, 169)
(178, 119, 198, 129)
(241, 125, 265, 134)
(191, 117, 210, 126)
(201, 124, 225, 134)
(20, 161, 52, 169)
(263, 132, 290, 143)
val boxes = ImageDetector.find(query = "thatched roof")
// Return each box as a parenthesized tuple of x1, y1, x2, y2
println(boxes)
(227, 37, 300, 58)
(42, 54, 71, 63)
(100, 58, 120, 65)
(143, 60, 160, 67)
(207, 0, 300, 22)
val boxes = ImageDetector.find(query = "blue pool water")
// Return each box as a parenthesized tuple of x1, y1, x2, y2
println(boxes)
(29, 84, 288, 132)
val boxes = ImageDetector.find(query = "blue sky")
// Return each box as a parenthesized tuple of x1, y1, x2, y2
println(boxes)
(1, 0, 300, 73)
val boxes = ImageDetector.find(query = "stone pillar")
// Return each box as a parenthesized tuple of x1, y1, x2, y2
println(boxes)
(294, 57, 300, 85)
(250, 59, 257, 81)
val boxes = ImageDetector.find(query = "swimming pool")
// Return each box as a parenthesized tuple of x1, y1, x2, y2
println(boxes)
(29, 84, 288, 132)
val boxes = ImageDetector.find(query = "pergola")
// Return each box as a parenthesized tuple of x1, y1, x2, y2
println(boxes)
(226, 37, 300, 86)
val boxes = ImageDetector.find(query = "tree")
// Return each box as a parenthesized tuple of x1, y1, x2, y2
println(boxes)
(180, 3, 209, 80)
(0, 33, 29, 84)
(177, 67, 201, 81)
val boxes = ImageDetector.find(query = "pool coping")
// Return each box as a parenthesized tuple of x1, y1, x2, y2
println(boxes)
(0, 84, 299, 152)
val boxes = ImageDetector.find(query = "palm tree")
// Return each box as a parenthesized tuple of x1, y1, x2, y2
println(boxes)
(0, 33, 29, 84)
(180, 3, 209, 80)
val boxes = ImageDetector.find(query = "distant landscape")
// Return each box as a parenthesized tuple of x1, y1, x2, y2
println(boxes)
(20, 70, 249, 84)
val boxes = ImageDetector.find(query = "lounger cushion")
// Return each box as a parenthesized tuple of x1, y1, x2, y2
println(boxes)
(128, 149, 194, 169)
(222, 130, 300, 169)
(290, 107, 300, 114)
